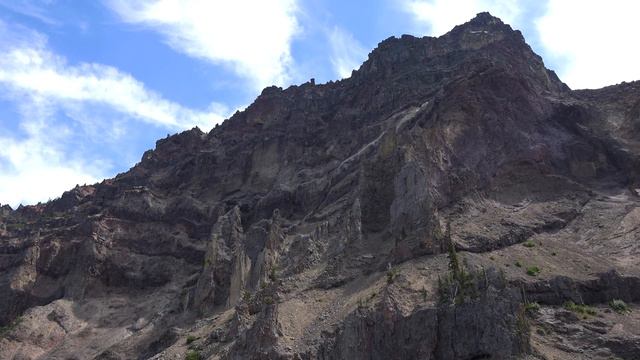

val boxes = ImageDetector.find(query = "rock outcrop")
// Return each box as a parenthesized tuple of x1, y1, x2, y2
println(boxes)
(1, 12, 640, 360)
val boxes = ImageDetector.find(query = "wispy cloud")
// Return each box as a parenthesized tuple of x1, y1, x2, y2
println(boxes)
(0, 33, 228, 130)
(0, 0, 61, 26)
(0, 98, 107, 208)
(328, 26, 368, 79)
(106, 0, 301, 91)
(0, 20, 230, 207)
(536, 0, 640, 89)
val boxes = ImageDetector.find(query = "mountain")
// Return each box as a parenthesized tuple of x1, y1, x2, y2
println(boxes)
(1, 13, 640, 359)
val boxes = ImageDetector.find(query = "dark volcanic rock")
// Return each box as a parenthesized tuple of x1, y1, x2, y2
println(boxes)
(2, 12, 640, 360)
(318, 271, 528, 360)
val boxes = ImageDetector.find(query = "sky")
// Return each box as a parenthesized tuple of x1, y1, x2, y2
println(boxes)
(0, 0, 639, 208)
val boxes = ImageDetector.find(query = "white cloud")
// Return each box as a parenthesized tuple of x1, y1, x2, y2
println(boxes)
(0, 40, 228, 130)
(403, 0, 521, 36)
(0, 107, 106, 208)
(0, 93, 110, 207)
(107, 0, 300, 90)
(0, 20, 231, 207)
(536, 0, 640, 89)
(328, 27, 368, 79)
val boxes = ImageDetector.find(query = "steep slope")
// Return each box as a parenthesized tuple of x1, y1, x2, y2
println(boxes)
(1, 13, 639, 360)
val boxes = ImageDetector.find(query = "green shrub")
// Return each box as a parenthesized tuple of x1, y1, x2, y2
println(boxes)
(447, 234, 460, 279)
(386, 267, 399, 284)
(268, 266, 279, 282)
(420, 287, 428, 301)
(438, 227, 478, 305)
(525, 302, 540, 313)
(185, 350, 201, 360)
(185, 335, 197, 345)
(609, 299, 630, 314)
(523, 241, 535, 248)
(359, 296, 371, 308)
(564, 301, 596, 316)
(515, 261, 522, 268)
(526, 266, 541, 276)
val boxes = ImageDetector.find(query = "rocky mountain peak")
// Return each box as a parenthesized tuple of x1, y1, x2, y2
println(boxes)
(463, 11, 507, 28)
(350, 12, 565, 96)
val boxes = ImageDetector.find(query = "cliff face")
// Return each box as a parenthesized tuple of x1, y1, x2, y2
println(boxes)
(1, 13, 640, 360)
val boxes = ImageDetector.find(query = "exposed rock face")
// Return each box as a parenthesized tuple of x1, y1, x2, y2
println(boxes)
(317, 270, 528, 360)
(194, 206, 247, 312)
(1, 12, 640, 360)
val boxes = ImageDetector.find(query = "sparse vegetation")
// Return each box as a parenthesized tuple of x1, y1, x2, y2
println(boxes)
(6, 222, 26, 231)
(358, 292, 378, 309)
(386, 267, 399, 284)
(242, 290, 252, 303)
(524, 302, 540, 314)
(515, 306, 530, 337)
(526, 266, 541, 276)
(438, 224, 476, 305)
(515, 261, 522, 268)
(420, 287, 428, 301)
(523, 241, 535, 248)
(447, 225, 460, 278)
(262, 295, 274, 305)
(185, 350, 201, 360)
(0, 316, 22, 338)
(564, 301, 596, 316)
(269, 266, 278, 282)
(443, 266, 476, 305)
(186, 335, 197, 345)
(358, 298, 368, 308)
(609, 299, 630, 314)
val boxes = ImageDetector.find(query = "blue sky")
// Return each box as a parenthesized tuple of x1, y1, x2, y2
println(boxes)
(1, 0, 639, 207)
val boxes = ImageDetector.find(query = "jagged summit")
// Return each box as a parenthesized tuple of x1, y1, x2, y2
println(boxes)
(232, 13, 566, 138)
(2, 14, 640, 360)
(366, 12, 513, 56)
(217, 13, 566, 141)
(462, 11, 506, 27)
